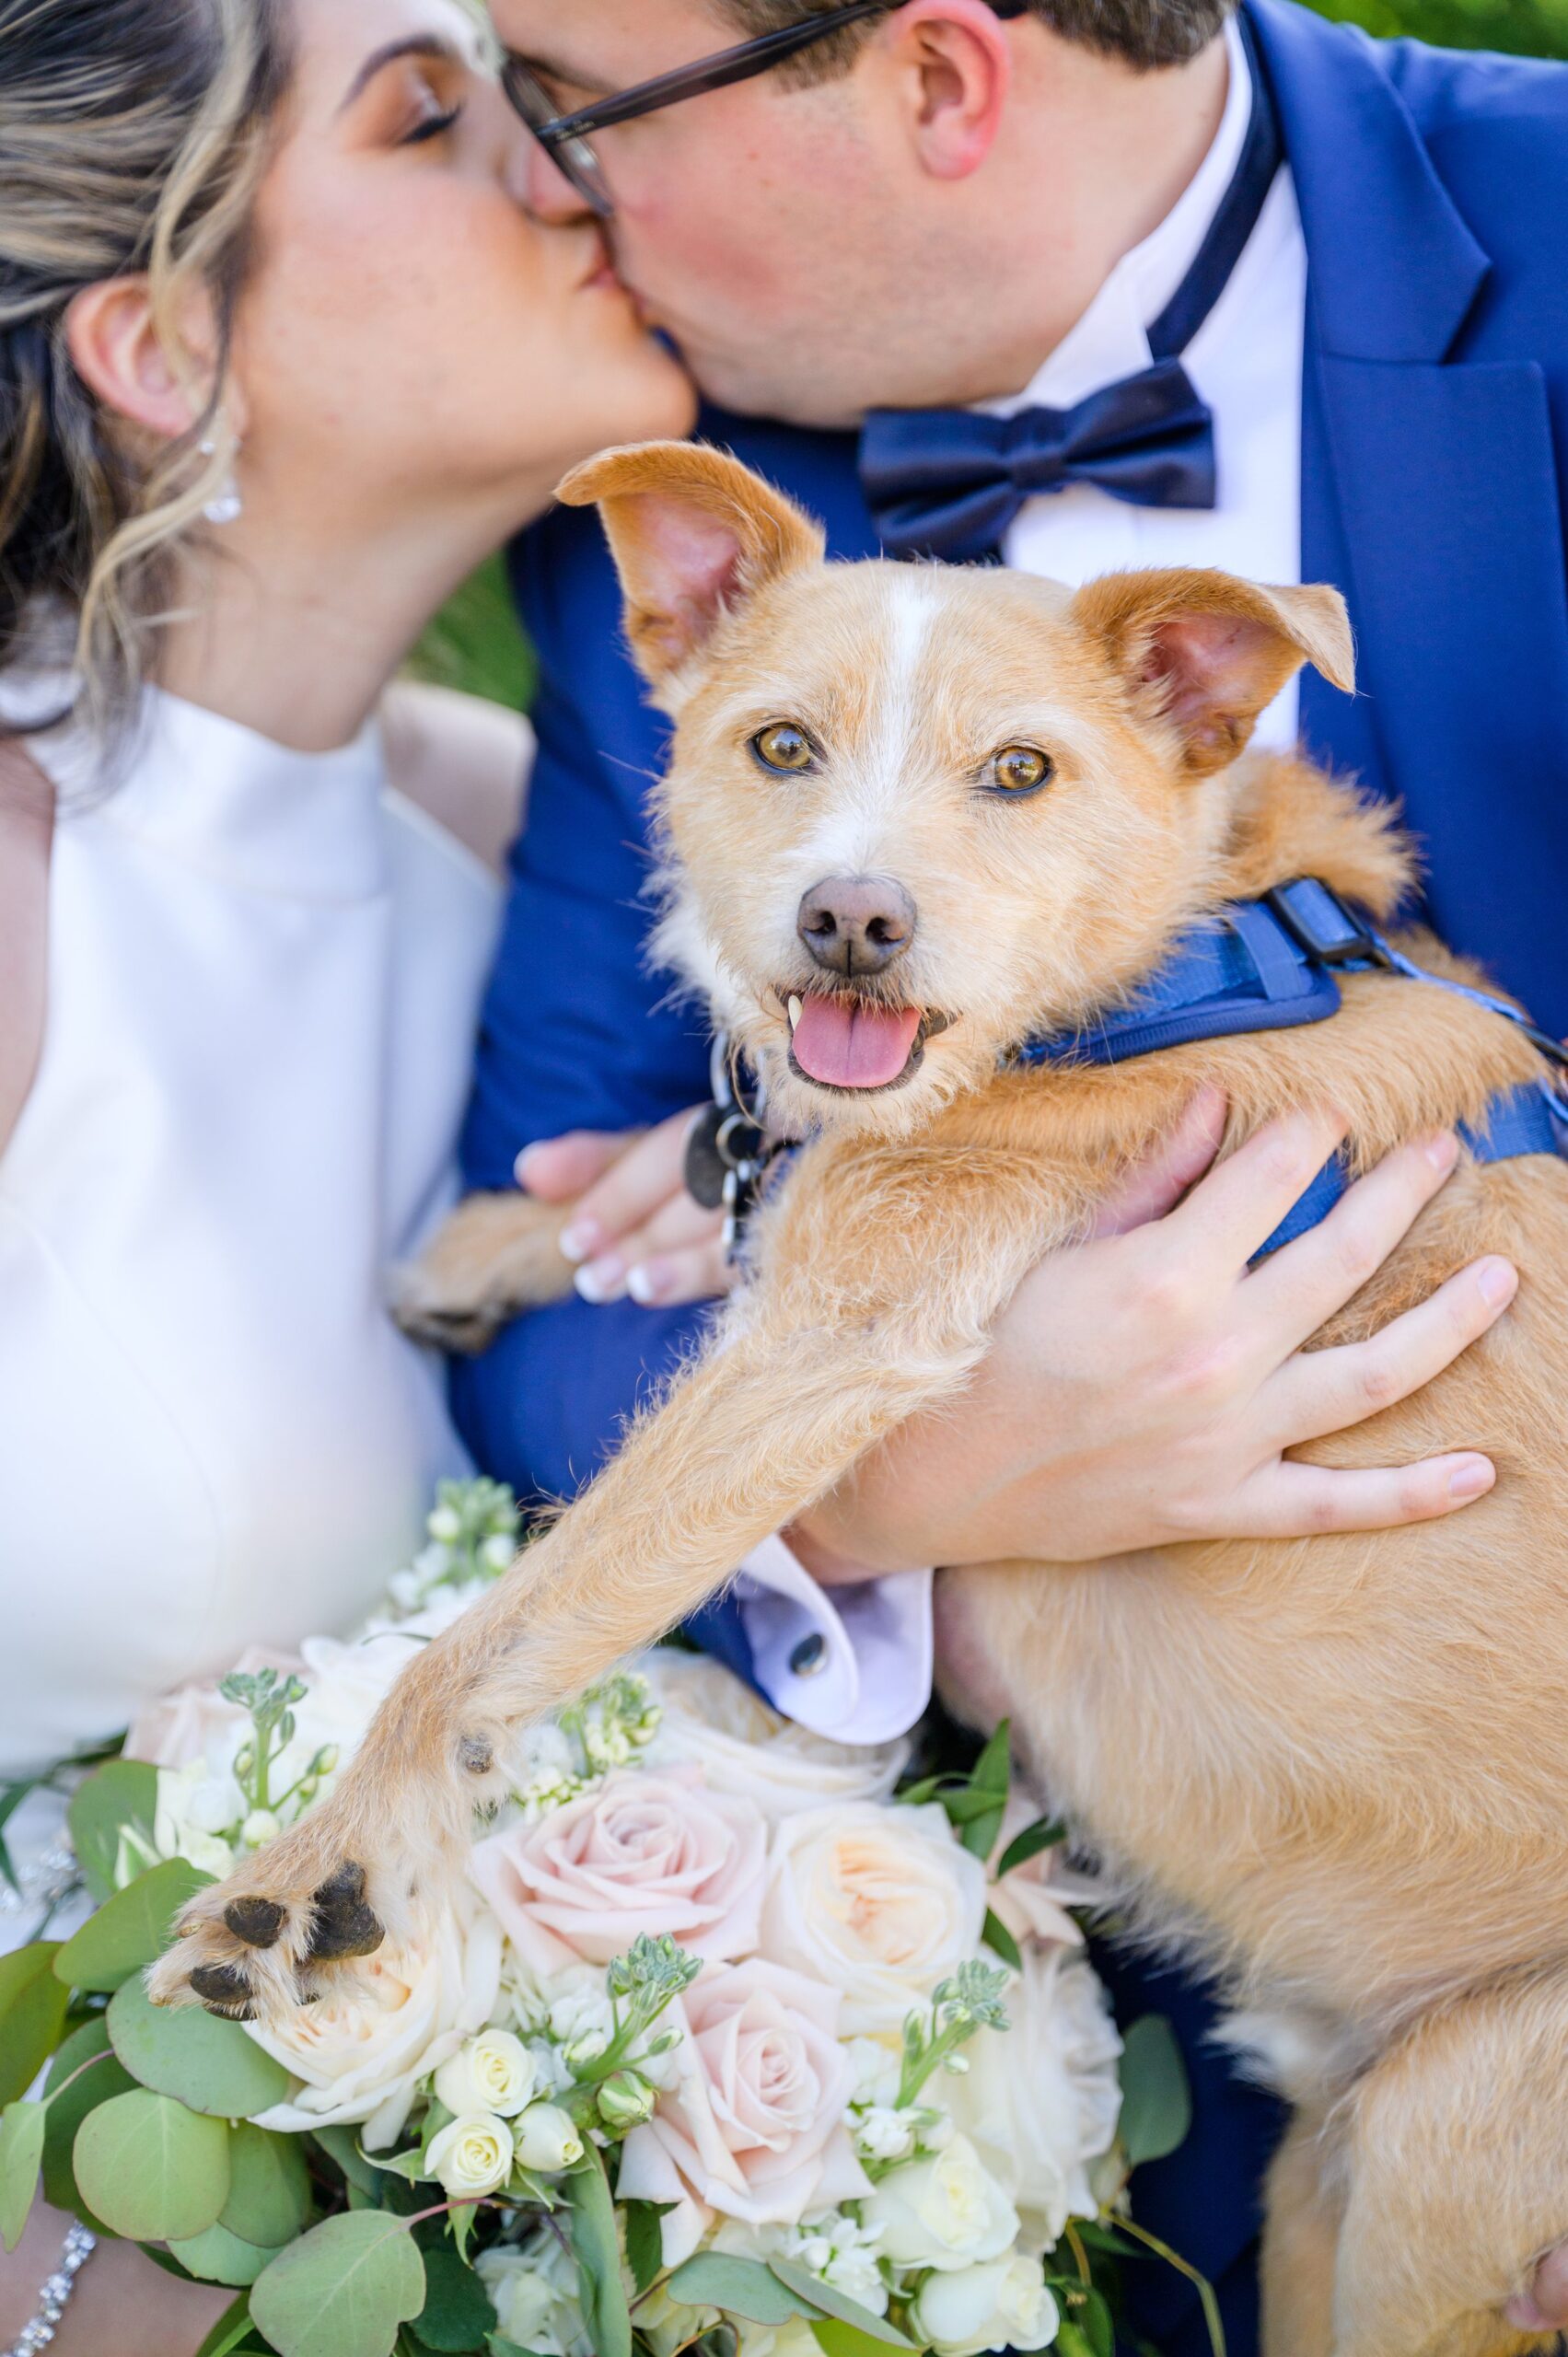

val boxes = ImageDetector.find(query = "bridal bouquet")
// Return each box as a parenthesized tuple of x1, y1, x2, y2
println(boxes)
(0, 1482, 1195, 2357)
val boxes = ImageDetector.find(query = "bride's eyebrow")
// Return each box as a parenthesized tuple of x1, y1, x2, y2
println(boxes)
(336, 34, 465, 116)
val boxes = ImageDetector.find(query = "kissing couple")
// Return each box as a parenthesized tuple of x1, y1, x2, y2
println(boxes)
(2, 0, 1565, 2352)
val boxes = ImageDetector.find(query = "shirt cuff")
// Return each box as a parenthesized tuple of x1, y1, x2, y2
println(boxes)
(734, 1533, 934, 1745)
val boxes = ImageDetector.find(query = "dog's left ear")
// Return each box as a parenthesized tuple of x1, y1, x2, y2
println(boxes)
(556, 440, 826, 693)
(1072, 569, 1355, 778)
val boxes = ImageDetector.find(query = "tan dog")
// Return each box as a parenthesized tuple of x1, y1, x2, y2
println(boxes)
(154, 444, 1568, 2357)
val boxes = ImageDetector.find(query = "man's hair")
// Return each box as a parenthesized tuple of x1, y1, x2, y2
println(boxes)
(714, 0, 1236, 74)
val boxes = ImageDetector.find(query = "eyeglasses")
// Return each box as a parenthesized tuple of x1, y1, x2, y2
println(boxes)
(503, 0, 1029, 218)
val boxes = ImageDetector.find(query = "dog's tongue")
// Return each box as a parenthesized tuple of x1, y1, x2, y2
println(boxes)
(792, 997, 923, 1088)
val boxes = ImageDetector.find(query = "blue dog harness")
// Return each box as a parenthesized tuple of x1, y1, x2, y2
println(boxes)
(1012, 877, 1568, 1259)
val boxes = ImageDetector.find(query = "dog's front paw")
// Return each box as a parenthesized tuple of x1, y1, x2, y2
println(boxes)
(147, 1832, 390, 2026)
(389, 1191, 576, 1353)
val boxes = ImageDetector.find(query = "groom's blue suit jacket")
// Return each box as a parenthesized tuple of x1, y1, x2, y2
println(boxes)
(455, 5, 1568, 2345)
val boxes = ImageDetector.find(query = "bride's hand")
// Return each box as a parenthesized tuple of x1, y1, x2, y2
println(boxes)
(516, 1107, 734, 1308)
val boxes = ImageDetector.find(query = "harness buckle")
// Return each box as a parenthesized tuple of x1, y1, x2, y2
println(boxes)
(1262, 878, 1383, 969)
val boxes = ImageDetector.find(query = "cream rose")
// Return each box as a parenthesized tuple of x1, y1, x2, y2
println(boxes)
(761, 1803, 988, 2034)
(435, 2029, 538, 2120)
(642, 1652, 910, 1818)
(478, 2235, 592, 2357)
(617, 1957, 869, 2264)
(862, 2136, 1019, 2272)
(944, 1950, 1121, 2249)
(987, 1797, 1097, 1954)
(912, 2256, 1059, 2354)
(426, 2111, 514, 2199)
(512, 2102, 586, 2173)
(470, 1767, 768, 1974)
(247, 1894, 501, 2150)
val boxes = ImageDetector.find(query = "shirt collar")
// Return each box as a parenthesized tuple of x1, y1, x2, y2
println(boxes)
(987, 12, 1256, 415)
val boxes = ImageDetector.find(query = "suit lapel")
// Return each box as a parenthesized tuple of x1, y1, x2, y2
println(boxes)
(1249, 1, 1568, 1016)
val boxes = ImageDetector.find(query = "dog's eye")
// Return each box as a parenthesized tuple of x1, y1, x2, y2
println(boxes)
(989, 745, 1053, 796)
(750, 723, 815, 775)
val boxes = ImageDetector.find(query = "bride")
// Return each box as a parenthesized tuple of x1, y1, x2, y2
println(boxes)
(0, 0, 691, 2342)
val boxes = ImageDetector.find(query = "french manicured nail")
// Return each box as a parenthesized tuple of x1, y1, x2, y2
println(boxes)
(1423, 1130, 1459, 1173)
(514, 1145, 544, 1190)
(1478, 1258, 1518, 1309)
(574, 1254, 625, 1305)
(627, 1261, 669, 1307)
(560, 1218, 604, 1265)
(1448, 1457, 1493, 1502)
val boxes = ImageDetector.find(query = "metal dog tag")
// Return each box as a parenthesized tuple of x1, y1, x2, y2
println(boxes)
(683, 1102, 732, 1212)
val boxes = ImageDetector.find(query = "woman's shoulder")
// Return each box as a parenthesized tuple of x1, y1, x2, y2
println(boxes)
(380, 681, 533, 879)
(0, 740, 53, 1163)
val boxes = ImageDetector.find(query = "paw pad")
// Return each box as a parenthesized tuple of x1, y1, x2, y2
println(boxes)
(224, 1895, 286, 1948)
(190, 1962, 254, 2019)
(305, 1863, 384, 1962)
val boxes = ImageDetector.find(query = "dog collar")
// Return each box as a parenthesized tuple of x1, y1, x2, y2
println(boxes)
(1013, 877, 1568, 1260)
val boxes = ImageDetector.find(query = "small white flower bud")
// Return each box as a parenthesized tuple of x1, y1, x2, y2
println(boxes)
(482, 1534, 515, 1572)
(241, 1808, 282, 1848)
(428, 1505, 462, 1543)
(512, 2101, 586, 2174)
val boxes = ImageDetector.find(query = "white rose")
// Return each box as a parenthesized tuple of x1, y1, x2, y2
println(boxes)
(247, 1890, 502, 2150)
(862, 2135, 1018, 2271)
(944, 1951, 1121, 2250)
(478, 2235, 591, 2357)
(435, 2029, 538, 2119)
(153, 1760, 240, 1878)
(426, 2110, 514, 2198)
(641, 1652, 910, 1818)
(912, 2256, 1060, 2354)
(512, 2101, 586, 2173)
(761, 1803, 988, 2034)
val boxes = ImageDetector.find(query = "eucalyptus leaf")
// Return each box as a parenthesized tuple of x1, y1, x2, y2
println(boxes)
(220, 2123, 313, 2247)
(108, 1972, 291, 2118)
(489, 2340, 550, 2357)
(53, 1859, 212, 1993)
(981, 1909, 1023, 1970)
(74, 2088, 231, 2241)
(0, 2099, 44, 2253)
(170, 2221, 289, 2286)
(41, 2016, 135, 2223)
(563, 2147, 632, 2357)
(414, 2246, 499, 2351)
(1118, 2014, 1192, 2166)
(994, 1816, 1068, 1878)
(769, 2264, 914, 2347)
(250, 2211, 426, 2357)
(312, 2121, 386, 2198)
(68, 1760, 160, 1905)
(811, 2324, 919, 2357)
(0, 1943, 68, 2106)
(668, 2254, 816, 2328)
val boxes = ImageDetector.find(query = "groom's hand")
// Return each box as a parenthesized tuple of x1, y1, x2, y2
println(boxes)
(790, 1089, 1516, 1574)
(515, 1107, 734, 1307)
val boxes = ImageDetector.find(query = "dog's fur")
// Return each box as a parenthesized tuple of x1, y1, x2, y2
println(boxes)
(155, 446, 1568, 2357)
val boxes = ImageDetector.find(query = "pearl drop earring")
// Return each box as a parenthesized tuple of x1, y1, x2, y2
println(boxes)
(197, 434, 244, 527)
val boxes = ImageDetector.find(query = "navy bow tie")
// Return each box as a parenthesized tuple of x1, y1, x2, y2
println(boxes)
(860, 11, 1281, 563)
(860, 364, 1217, 563)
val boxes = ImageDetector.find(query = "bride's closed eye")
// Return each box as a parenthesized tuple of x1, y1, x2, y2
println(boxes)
(400, 91, 464, 146)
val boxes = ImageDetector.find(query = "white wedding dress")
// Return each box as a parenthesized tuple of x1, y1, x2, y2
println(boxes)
(0, 682, 502, 1944)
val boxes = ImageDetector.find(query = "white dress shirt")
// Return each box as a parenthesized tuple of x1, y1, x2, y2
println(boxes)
(736, 15, 1308, 1741)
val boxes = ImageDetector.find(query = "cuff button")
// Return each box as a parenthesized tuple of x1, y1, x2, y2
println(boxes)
(789, 1632, 829, 1678)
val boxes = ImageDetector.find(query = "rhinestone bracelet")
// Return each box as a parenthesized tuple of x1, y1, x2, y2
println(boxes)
(4, 2223, 97, 2356)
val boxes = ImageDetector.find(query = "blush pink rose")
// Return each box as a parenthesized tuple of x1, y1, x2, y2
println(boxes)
(126, 1647, 300, 1769)
(469, 1769, 768, 1975)
(617, 1957, 870, 2264)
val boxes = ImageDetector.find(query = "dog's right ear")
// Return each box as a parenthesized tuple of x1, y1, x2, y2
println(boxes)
(556, 441, 826, 693)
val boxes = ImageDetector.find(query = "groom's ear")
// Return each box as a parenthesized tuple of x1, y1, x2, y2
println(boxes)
(556, 442, 827, 692)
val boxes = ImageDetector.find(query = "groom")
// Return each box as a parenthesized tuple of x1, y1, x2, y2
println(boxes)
(454, 1, 1568, 2347)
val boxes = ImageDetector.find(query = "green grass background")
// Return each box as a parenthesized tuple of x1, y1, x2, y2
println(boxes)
(409, 0, 1568, 714)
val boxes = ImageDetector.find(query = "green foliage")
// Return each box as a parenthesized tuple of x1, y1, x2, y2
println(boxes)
(53, 1857, 212, 1992)
(195, 2296, 260, 2357)
(0, 1943, 69, 2104)
(563, 2146, 633, 2357)
(1118, 2014, 1194, 2167)
(68, 1759, 160, 1903)
(41, 2017, 135, 2221)
(667, 2254, 810, 2328)
(169, 2220, 289, 2286)
(1307, 0, 1568, 60)
(409, 555, 536, 714)
(769, 2261, 916, 2348)
(250, 2212, 426, 2357)
(623, 2199, 674, 2296)
(107, 1973, 292, 2119)
(220, 2124, 314, 2248)
(74, 2088, 231, 2241)
(413, 2246, 500, 2351)
(0, 2099, 45, 2252)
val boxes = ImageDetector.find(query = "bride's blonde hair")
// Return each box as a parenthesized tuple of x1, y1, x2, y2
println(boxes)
(0, 0, 293, 740)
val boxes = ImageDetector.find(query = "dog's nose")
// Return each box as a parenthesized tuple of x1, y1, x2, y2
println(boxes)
(796, 876, 917, 978)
